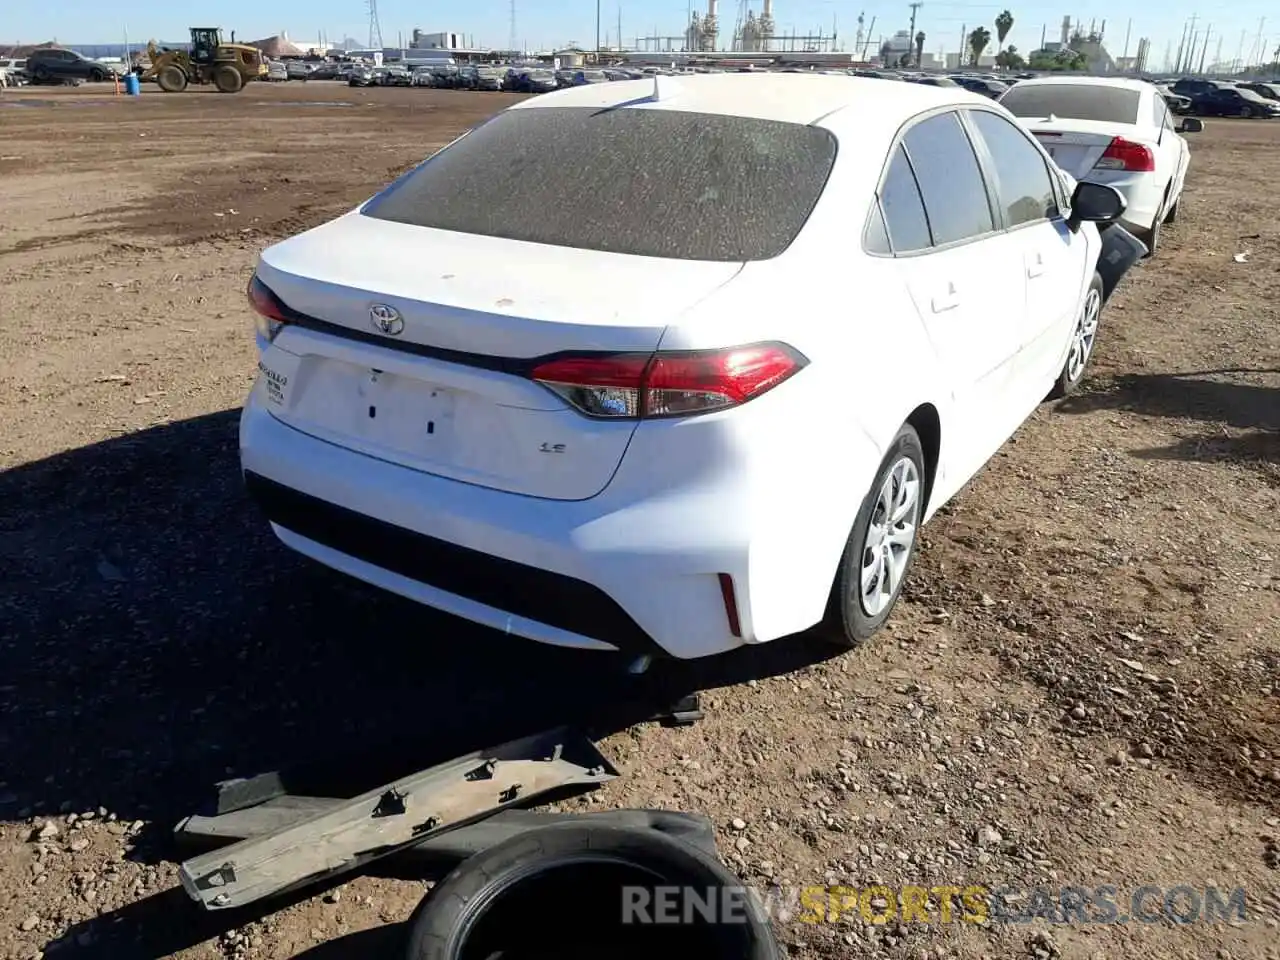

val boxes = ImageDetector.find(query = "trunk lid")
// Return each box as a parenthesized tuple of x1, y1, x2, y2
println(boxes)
(254, 212, 744, 501)
(1021, 118, 1140, 179)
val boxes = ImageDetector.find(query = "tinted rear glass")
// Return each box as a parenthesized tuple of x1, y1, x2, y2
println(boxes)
(999, 84, 1141, 123)
(362, 106, 839, 261)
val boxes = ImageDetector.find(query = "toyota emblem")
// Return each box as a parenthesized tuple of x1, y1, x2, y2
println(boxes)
(369, 303, 405, 336)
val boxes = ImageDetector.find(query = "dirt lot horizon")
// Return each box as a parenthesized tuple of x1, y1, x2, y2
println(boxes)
(1, 82, 1277, 960)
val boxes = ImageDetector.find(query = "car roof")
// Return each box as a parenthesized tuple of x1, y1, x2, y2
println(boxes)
(1009, 76, 1154, 93)
(510, 72, 993, 125)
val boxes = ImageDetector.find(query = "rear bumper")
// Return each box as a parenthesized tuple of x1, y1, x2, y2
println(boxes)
(240, 367, 881, 659)
(241, 398, 750, 659)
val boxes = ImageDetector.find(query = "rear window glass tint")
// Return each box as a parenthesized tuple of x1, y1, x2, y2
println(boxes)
(998, 84, 1141, 124)
(361, 106, 839, 261)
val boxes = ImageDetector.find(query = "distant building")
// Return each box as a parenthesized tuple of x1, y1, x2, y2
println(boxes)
(411, 30, 462, 50)
(945, 51, 996, 69)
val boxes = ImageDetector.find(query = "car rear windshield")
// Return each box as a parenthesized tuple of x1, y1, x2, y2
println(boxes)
(999, 84, 1141, 123)
(361, 106, 839, 261)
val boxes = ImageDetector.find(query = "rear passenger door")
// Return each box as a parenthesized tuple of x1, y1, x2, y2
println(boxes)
(962, 107, 1091, 395)
(877, 110, 1029, 472)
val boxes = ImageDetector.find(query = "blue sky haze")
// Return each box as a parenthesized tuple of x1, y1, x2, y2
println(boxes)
(6, 0, 1278, 70)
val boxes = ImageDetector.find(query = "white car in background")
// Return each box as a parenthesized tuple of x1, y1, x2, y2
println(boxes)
(998, 76, 1201, 255)
(239, 75, 1143, 664)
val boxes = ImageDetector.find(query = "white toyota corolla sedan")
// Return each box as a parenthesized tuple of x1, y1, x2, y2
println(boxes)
(239, 74, 1143, 663)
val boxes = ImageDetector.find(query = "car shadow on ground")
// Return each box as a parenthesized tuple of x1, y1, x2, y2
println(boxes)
(1054, 368, 1280, 464)
(2, 408, 842, 957)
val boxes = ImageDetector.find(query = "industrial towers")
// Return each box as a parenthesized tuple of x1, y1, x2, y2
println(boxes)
(366, 0, 384, 49)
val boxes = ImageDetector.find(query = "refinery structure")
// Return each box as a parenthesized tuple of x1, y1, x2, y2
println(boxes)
(638, 0, 838, 55)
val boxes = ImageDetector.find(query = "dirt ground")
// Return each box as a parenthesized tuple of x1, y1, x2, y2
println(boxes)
(0, 81, 1277, 960)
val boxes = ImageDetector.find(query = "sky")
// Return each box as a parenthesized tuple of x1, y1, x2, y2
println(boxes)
(6, 0, 1278, 70)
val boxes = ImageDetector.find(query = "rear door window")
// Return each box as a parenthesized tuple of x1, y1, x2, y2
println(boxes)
(902, 112, 995, 246)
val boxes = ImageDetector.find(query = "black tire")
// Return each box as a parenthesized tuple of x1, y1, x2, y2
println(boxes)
(156, 65, 188, 92)
(1238, 106, 1251, 118)
(33, 65, 50, 82)
(404, 822, 781, 960)
(89, 68, 106, 82)
(1048, 271, 1104, 400)
(813, 424, 926, 649)
(1163, 196, 1179, 224)
(214, 66, 244, 93)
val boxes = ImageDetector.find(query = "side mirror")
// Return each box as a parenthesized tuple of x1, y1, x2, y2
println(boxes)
(1067, 181, 1126, 232)
(1178, 117, 1204, 133)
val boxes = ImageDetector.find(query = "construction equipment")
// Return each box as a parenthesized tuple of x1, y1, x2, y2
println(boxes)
(143, 27, 266, 93)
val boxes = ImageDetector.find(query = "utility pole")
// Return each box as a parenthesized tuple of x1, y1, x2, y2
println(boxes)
(908, 1, 923, 67)
(1197, 24, 1212, 74)
(1249, 17, 1265, 67)
(595, 0, 601, 57)
(1122, 18, 1131, 70)
(1235, 29, 1246, 73)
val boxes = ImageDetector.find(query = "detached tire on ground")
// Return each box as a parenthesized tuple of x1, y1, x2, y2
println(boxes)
(405, 822, 781, 960)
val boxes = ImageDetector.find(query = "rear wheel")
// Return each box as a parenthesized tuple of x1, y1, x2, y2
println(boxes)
(1048, 272, 1104, 400)
(1163, 197, 1180, 224)
(1238, 106, 1251, 118)
(156, 65, 188, 92)
(1138, 186, 1171, 257)
(814, 425, 925, 648)
(214, 66, 244, 93)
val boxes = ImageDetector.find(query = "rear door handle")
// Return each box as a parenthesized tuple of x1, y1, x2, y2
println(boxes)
(931, 280, 960, 313)
(1027, 251, 1046, 279)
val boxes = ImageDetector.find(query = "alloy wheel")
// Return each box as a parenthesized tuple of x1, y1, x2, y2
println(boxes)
(858, 457, 921, 617)
(1065, 287, 1102, 384)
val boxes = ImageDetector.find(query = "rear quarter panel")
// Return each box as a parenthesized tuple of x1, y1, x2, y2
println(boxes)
(655, 142, 954, 637)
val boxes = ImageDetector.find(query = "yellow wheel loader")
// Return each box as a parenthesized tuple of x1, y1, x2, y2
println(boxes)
(143, 28, 266, 93)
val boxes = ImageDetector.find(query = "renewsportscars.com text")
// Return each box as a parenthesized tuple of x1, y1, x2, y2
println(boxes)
(620, 884, 1250, 926)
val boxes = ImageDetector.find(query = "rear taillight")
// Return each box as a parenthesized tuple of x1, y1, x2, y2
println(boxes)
(248, 274, 289, 342)
(1093, 136, 1155, 172)
(529, 342, 808, 419)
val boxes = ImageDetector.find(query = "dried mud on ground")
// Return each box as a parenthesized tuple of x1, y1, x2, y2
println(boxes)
(0, 84, 1277, 960)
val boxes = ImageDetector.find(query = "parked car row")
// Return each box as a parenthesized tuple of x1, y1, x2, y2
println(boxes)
(1159, 77, 1280, 118)
(0, 48, 124, 85)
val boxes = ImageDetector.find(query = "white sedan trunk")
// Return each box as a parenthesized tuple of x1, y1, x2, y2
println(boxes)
(253, 211, 745, 502)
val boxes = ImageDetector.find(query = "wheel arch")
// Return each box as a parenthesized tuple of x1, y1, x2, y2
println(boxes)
(905, 403, 941, 515)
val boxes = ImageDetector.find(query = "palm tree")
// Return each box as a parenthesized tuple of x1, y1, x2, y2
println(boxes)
(967, 26, 992, 66)
(995, 10, 1014, 54)
(914, 31, 926, 68)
